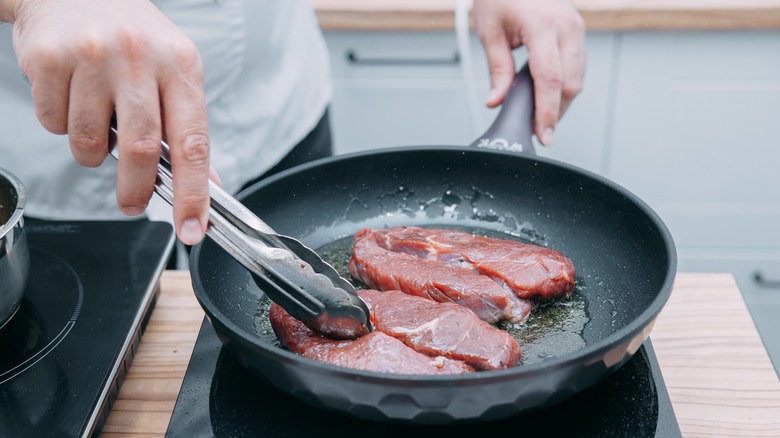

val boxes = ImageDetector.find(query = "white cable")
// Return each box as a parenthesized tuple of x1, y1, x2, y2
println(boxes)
(455, 0, 484, 135)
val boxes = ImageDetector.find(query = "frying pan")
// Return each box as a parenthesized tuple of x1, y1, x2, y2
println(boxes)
(190, 65, 677, 424)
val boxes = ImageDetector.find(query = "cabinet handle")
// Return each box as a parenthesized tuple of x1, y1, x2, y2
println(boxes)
(753, 271, 780, 289)
(346, 49, 460, 66)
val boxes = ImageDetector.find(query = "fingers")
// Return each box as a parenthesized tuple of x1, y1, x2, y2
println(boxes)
(24, 46, 71, 135)
(479, 27, 516, 108)
(525, 31, 563, 147)
(160, 42, 210, 246)
(472, 0, 586, 147)
(14, 0, 212, 244)
(113, 83, 163, 217)
(66, 57, 114, 168)
(557, 13, 586, 118)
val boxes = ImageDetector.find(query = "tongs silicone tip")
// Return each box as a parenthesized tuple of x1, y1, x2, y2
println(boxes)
(107, 125, 372, 340)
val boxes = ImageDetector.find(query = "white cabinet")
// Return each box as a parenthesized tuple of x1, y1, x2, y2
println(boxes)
(326, 31, 475, 152)
(608, 31, 780, 231)
(323, 28, 780, 369)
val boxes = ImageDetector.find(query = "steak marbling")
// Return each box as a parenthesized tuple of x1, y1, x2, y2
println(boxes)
(349, 227, 575, 313)
(349, 228, 532, 323)
(359, 289, 521, 370)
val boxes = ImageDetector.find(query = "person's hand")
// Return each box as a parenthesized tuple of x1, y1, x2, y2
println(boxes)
(6, 0, 211, 245)
(472, 0, 586, 146)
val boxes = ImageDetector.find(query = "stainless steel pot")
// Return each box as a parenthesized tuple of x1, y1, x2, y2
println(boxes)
(0, 167, 29, 329)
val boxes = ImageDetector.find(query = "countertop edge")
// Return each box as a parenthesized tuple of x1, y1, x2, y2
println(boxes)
(313, 2, 780, 31)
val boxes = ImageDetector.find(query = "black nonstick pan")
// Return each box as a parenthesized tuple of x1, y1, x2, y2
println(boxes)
(190, 65, 677, 424)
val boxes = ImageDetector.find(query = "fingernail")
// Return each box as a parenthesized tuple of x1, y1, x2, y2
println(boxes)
(486, 88, 500, 105)
(541, 127, 555, 146)
(122, 206, 146, 217)
(179, 218, 204, 245)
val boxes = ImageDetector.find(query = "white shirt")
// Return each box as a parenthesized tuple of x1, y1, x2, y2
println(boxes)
(0, 0, 332, 220)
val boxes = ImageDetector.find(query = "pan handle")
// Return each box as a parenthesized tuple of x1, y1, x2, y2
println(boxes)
(469, 62, 535, 155)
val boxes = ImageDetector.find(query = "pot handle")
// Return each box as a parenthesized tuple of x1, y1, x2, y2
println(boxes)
(469, 62, 535, 155)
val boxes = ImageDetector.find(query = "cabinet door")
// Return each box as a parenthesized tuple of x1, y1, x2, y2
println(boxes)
(607, 31, 780, 247)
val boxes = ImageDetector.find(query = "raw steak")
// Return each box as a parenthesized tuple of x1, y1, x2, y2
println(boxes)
(359, 289, 521, 370)
(269, 303, 474, 375)
(349, 228, 533, 323)
(381, 226, 576, 300)
(353, 226, 575, 303)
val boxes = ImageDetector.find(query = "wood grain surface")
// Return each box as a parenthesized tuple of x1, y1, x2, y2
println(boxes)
(311, 0, 780, 30)
(100, 271, 204, 438)
(100, 271, 780, 437)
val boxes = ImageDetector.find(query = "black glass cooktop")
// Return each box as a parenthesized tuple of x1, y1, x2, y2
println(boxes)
(0, 220, 174, 437)
(167, 318, 681, 437)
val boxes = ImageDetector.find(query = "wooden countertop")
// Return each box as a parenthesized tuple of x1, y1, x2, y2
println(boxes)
(100, 271, 780, 437)
(311, 0, 780, 31)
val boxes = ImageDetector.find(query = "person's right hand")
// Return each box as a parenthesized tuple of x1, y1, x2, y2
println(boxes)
(7, 0, 211, 245)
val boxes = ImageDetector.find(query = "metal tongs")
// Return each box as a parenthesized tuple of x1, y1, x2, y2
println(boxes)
(107, 126, 372, 340)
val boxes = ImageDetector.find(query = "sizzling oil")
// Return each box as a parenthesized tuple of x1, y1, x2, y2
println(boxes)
(314, 225, 590, 366)
(253, 298, 281, 347)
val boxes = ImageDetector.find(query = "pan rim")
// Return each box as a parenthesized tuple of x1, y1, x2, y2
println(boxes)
(190, 145, 677, 381)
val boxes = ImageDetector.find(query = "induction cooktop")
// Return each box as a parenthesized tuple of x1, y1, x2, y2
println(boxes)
(0, 220, 174, 437)
(167, 317, 682, 437)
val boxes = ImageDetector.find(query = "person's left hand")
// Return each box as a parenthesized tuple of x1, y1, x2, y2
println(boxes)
(472, 0, 586, 146)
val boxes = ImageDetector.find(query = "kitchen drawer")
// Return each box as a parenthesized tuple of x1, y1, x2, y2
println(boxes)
(326, 31, 466, 80)
(326, 30, 484, 153)
(329, 77, 476, 152)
